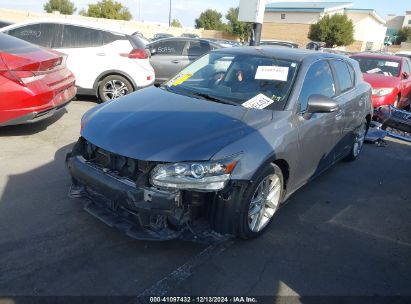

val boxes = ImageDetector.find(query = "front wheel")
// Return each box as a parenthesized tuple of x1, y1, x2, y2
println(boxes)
(98, 75, 133, 103)
(344, 119, 368, 161)
(237, 164, 284, 239)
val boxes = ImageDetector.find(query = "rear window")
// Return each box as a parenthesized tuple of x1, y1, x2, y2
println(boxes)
(0, 32, 40, 54)
(351, 56, 401, 77)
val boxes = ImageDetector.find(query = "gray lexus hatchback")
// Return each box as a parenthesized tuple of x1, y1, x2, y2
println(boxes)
(67, 47, 373, 240)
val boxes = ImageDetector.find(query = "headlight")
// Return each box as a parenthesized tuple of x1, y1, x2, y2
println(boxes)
(372, 88, 394, 96)
(150, 155, 241, 191)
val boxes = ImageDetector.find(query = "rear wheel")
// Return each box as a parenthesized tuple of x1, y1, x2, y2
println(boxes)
(344, 119, 368, 161)
(237, 164, 284, 239)
(98, 75, 133, 102)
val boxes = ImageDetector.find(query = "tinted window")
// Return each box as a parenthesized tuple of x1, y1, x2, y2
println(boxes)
(0, 32, 40, 54)
(351, 56, 401, 77)
(187, 40, 211, 56)
(299, 60, 335, 111)
(8, 23, 61, 48)
(331, 60, 353, 93)
(152, 40, 186, 55)
(61, 25, 103, 48)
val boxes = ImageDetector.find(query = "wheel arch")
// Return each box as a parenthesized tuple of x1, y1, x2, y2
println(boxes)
(93, 70, 137, 95)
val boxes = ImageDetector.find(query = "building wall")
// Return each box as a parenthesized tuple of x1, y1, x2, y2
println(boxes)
(264, 11, 322, 24)
(346, 12, 387, 51)
(261, 23, 311, 46)
(403, 12, 411, 27)
(386, 15, 405, 31)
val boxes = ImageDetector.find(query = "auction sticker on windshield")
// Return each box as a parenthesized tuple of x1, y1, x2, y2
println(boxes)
(255, 66, 289, 81)
(242, 94, 274, 109)
(171, 73, 192, 86)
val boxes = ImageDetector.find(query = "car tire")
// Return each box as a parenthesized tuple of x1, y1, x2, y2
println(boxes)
(344, 119, 368, 161)
(98, 75, 133, 103)
(237, 163, 284, 239)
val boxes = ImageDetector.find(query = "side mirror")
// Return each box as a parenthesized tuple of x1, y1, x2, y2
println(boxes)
(306, 94, 339, 114)
(403, 72, 409, 80)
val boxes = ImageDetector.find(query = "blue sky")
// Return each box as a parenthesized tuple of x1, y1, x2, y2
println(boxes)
(0, 0, 409, 27)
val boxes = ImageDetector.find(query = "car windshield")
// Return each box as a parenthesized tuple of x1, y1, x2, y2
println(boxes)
(351, 56, 401, 77)
(163, 52, 298, 110)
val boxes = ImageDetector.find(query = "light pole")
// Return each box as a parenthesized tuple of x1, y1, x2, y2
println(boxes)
(168, 0, 172, 27)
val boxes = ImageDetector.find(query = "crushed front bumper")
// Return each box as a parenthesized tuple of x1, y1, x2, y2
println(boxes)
(374, 106, 411, 142)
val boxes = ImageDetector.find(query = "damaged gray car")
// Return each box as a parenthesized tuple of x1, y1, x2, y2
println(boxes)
(66, 47, 373, 240)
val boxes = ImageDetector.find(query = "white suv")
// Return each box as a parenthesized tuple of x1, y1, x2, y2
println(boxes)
(1, 19, 155, 102)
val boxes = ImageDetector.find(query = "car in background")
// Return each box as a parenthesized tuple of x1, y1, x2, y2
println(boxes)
(0, 33, 76, 126)
(1, 19, 154, 102)
(259, 40, 299, 48)
(396, 51, 411, 60)
(181, 33, 199, 39)
(152, 33, 174, 41)
(0, 20, 12, 28)
(147, 37, 221, 85)
(206, 38, 242, 48)
(350, 53, 411, 110)
(306, 41, 325, 51)
(67, 47, 372, 241)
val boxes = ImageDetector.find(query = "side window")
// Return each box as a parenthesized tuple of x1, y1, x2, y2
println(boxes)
(154, 40, 186, 55)
(8, 23, 61, 48)
(186, 40, 211, 56)
(331, 60, 354, 93)
(61, 25, 103, 48)
(299, 60, 336, 111)
(402, 60, 411, 79)
(347, 62, 355, 85)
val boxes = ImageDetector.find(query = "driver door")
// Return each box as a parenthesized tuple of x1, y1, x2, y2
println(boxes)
(294, 60, 344, 187)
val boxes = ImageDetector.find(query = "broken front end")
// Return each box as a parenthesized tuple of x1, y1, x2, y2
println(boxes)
(66, 137, 246, 241)
(373, 106, 411, 142)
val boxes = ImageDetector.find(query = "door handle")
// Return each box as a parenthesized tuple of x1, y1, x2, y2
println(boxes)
(171, 60, 180, 64)
(96, 53, 106, 56)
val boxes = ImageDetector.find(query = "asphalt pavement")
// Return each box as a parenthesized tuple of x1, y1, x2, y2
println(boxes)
(0, 99, 410, 299)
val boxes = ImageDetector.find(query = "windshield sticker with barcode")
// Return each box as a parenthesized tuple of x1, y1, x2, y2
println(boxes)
(255, 66, 289, 81)
(171, 73, 192, 86)
(385, 61, 399, 67)
(242, 94, 274, 109)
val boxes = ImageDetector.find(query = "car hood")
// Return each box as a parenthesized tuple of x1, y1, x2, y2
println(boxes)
(363, 73, 400, 88)
(81, 87, 273, 162)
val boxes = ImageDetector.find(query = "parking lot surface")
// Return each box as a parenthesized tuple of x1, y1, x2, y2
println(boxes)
(0, 99, 410, 297)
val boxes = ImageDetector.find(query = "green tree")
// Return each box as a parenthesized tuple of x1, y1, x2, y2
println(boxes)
(308, 14, 354, 47)
(195, 9, 224, 30)
(44, 0, 76, 15)
(397, 27, 411, 43)
(171, 18, 182, 28)
(80, 0, 132, 21)
(225, 7, 251, 41)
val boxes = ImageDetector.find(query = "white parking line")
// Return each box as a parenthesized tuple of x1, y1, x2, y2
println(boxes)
(137, 240, 234, 298)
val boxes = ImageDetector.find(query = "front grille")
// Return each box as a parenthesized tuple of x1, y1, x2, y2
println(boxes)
(77, 137, 157, 186)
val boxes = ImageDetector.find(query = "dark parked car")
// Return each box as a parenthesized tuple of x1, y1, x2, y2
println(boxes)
(0, 20, 12, 28)
(259, 40, 299, 48)
(307, 41, 326, 51)
(148, 38, 221, 85)
(152, 33, 174, 41)
(181, 33, 199, 39)
(67, 47, 372, 241)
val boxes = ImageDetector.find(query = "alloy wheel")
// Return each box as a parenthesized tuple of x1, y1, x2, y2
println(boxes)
(353, 123, 367, 157)
(103, 80, 129, 100)
(248, 173, 282, 232)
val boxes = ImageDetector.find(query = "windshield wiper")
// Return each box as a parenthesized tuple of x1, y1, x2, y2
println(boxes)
(190, 92, 239, 106)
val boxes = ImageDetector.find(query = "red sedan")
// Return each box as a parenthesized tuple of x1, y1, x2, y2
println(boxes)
(351, 53, 411, 110)
(0, 33, 76, 126)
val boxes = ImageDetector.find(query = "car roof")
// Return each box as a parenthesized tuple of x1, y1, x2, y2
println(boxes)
(212, 46, 347, 62)
(351, 52, 405, 61)
(0, 18, 134, 35)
